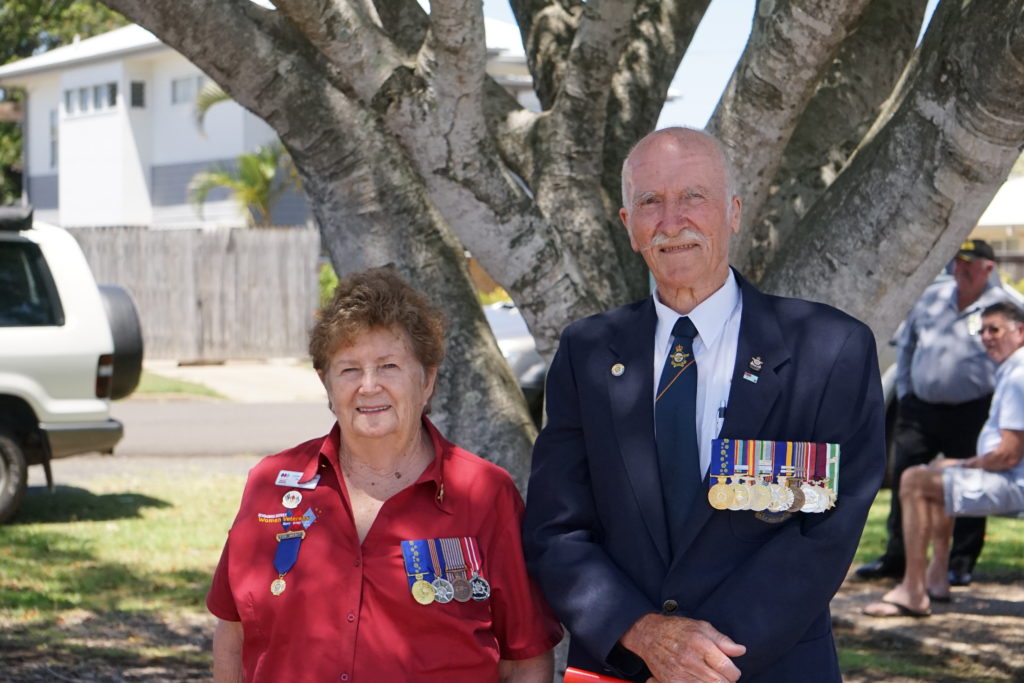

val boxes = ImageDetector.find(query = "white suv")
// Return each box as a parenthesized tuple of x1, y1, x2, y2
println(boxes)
(0, 206, 143, 522)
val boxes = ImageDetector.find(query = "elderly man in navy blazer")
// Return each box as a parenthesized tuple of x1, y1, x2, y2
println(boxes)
(523, 127, 886, 682)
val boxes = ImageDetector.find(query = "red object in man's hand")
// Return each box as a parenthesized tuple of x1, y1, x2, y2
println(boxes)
(563, 666, 630, 682)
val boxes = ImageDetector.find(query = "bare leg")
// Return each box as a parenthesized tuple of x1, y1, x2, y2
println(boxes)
(877, 466, 948, 613)
(926, 511, 954, 597)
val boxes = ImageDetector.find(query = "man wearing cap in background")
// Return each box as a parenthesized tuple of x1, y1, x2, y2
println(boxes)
(857, 239, 1011, 586)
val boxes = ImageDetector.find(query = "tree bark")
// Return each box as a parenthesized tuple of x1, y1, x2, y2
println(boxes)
(710, 0, 872, 252)
(762, 0, 1024, 349)
(737, 0, 929, 283)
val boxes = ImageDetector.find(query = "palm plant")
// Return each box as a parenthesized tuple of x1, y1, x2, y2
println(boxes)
(188, 141, 289, 227)
(189, 81, 302, 227)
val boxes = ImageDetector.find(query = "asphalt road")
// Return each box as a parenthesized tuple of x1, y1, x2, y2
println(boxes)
(111, 399, 336, 457)
(27, 399, 336, 488)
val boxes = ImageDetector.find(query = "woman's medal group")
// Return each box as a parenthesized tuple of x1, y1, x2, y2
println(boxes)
(402, 537, 491, 605)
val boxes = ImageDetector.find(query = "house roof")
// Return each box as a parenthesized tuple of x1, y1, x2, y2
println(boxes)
(979, 176, 1024, 227)
(0, 24, 162, 82)
(0, 18, 524, 84)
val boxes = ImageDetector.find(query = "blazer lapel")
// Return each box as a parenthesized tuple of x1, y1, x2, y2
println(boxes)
(721, 273, 788, 439)
(668, 272, 790, 566)
(608, 299, 671, 567)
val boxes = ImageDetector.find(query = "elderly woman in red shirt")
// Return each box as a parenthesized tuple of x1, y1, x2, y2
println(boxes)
(207, 268, 562, 682)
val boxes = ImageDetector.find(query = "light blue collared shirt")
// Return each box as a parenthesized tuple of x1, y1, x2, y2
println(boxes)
(652, 270, 742, 478)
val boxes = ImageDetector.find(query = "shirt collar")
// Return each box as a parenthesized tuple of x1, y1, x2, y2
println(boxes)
(653, 269, 739, 350)
(312, 417, 454, 514)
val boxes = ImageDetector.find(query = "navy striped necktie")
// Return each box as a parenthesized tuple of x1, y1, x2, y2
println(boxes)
(655, 316, 701, 548)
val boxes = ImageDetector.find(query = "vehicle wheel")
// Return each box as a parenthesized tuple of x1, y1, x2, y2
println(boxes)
(0, 429, 28, 524)
(99, 285, 144, 400)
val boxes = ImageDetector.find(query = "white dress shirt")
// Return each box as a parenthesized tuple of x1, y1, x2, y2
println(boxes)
(652, 270, 743, 478)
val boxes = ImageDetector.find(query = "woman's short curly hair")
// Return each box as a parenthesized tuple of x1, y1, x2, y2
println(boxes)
(309, 267, 447, 372)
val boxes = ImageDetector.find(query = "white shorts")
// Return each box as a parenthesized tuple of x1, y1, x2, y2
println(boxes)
(943, 467, 1024, 517)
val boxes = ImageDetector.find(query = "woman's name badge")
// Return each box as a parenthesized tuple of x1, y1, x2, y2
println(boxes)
(275, 470, 320, 489)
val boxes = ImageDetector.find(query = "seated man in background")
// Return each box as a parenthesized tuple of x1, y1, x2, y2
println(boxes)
(864, 301, 1024, 617)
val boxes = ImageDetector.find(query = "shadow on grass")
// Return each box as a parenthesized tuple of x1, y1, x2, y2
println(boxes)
(836, 621, 1013, 682)
(12, 485, 171, 524)
(0, 609, 213, 682)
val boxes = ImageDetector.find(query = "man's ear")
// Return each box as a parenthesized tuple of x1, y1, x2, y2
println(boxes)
(620, 208, 640, 252)
(730, 196, 742, 234)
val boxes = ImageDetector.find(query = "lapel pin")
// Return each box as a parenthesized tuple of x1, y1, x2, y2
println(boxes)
(611, 363, 625, 376)
(749, 356, 764, 372)
(743, 371, 759, 384)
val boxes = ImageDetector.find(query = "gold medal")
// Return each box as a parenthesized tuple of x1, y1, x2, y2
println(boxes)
(270, 577, 286, 596)
(728, 482, 750, 511)
(708, 481, 735, 510)
(411, 577, 436, 605)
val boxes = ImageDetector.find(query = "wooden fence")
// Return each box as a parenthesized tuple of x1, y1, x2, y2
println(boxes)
(72, 226, 321, 360)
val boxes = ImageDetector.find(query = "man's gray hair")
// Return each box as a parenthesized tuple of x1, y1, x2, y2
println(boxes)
(620, 127, 739, 213)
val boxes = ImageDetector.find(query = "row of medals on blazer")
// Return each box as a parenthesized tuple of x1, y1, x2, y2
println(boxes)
(707, 474, 836, 513)
(411, 570, 490, 606)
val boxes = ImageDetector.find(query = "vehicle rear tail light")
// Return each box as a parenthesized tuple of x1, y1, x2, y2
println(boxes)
(96, 354, 114, 398)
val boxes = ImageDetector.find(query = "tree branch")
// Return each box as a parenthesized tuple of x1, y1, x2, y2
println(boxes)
(373, 0, 430, 53)
(273, 0, 404, 101)
(708, 0, 872, 242)
(761, 0, 1024, 346)
(736, 0, 929, 282)
(592, 0, 711, 298)
(514, 0, 581, 109)
(99, 0, 344, 131)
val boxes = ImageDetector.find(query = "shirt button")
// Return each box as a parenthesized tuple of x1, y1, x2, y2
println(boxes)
(662, 599, 678, 613)
(339, 674, 349, 681)
(353, 558, 361, 567)
(347, 612, 356, 622)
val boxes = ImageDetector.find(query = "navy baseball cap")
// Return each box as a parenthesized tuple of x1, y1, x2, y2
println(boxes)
(956, 239, 996, 262)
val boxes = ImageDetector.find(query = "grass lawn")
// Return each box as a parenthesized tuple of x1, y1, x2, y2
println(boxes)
(133, 371, 225, 399)
(852, 489, 1024, 582)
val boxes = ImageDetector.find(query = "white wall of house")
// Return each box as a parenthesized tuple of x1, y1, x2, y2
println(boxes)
(123, 57, 154, 226)
(58, 60, 129, 226)
(21, 74, 60, 224)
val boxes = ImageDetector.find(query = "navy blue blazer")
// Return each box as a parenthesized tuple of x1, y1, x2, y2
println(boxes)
(522, 271, 886, 682)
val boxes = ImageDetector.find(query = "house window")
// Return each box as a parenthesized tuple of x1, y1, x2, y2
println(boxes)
(171, 74, 206, 105)
(49, 109, 58, 168)
(130, 81, 145, 108)
(93, 85, 104, 109)
(78, 87, 89, 112)
(63, 90, 74, 115)
(107, 82, 118, 107)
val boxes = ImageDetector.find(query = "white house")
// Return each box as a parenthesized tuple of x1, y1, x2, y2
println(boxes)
(0, 21, 535, 228)
(970, 176, 1024, 253)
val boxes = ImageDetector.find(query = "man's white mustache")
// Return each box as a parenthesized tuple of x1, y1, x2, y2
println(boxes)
(639, 229, 708, 253)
